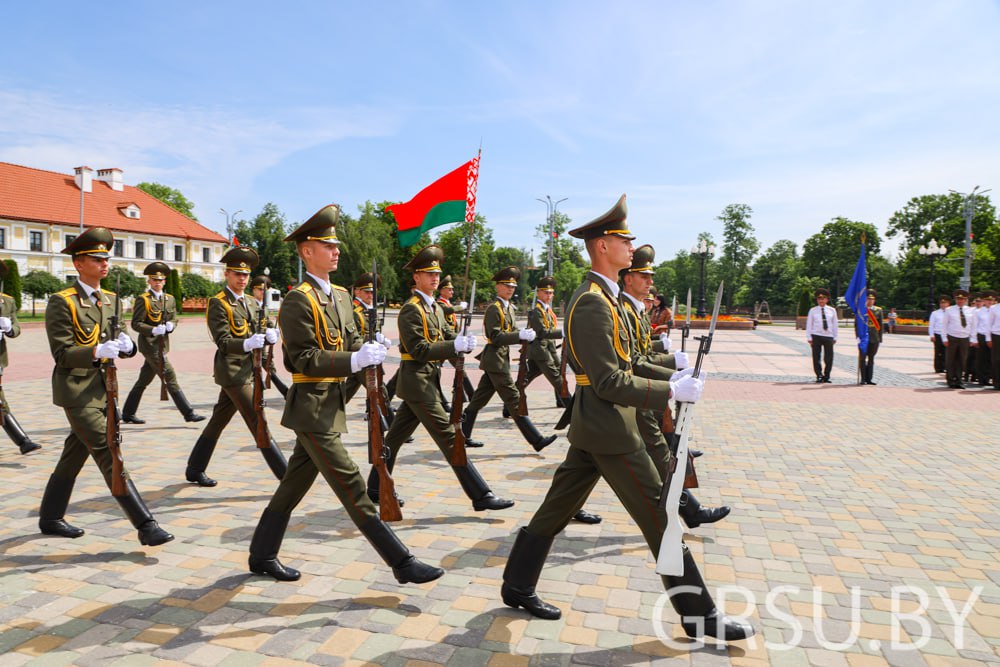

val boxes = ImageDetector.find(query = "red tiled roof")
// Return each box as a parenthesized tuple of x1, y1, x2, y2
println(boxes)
(0, 162, 227, 243)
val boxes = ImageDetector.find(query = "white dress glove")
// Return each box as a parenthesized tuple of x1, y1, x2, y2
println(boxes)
(151, 324, 167, 337)
(672, 350, 690, 370)
(0, 317, 11, 333)
(117, 333, 134, 355)
(659, 333, 672, 351)
(454, 335, 476, 354)
(458, 301, 468, 310)
(95, 340, 122, 360)
(670, 373, 704, 403)
(351, 342, 387, 373)
(265, 328, 279, 344)
(518, 328, 537, 342)
(375, 332, 392, 349)
(243, 333, 266, 352)
(165, 321, 176, 333)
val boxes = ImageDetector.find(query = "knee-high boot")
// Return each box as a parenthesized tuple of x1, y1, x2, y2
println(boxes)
(513, 415, 557, 452)
(679, 491, 731, 529)
(663, 545, 754, 640)
(4, 413, 40, 454)
(452, 464, 514, 511)
(248, 508, 300, 581)
(501, 527, 561, 619)
(359, 518, 443, 584)
(38, 474, 84, 538)
(260, 438, 288, 480)
(115, 480, 174, 546)
(186, 435, 219, 486)
(122, 385, 146, 424)
(460, 408, 484, 447)
(169, 389, 205, 422)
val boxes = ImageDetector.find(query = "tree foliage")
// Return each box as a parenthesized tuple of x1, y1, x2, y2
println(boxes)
(801, 218, 881, 298)
(335, 201, 411, 301)
(167, 268, 183, 311)
(101, 266, 146, 299)
(433, 217, 495, 302)
(3, 260, 23, 311)
(534, 210, 586, 271)
(747, 240, 801, 313)
(137, 182, 198, 220)
(181, 272, 221, 298)
(232, 203, 298, 293)
(717, 204, 759, 310)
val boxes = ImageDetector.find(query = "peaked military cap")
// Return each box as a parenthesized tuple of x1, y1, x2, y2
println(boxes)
(353, 272, 382, 290)
(250, 274, 272, 289)
(537, 276, 556, 292)
(439, 275, 454, 289)
(62, 227, 114, 258)
(866, 289, 877, 298)
(285, 204, 341, 244)
(569, 194, 634, 241)
(492, 266, 521, 285)
(627, 244, 656, 274)
(144, 262, 170, 279)
(403, 244, 444, 273)
(953, 289, 969, 298)
(815, 288, 831, 298)
(938, 293, 953, 303)
(221, 246, 259, 274)
(644, 290, 657, 301)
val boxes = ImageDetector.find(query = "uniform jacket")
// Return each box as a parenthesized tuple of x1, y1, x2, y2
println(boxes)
(207, 288, 265, 387)
(478, 297, 522, 373)
(0, 293, 21, 369)
(860, 306, 884, 344)
(565, 272, 672, 455)
(527, 301, 562, 363)
(46, 283, 137, 408)
(131, 290, 177, 358)
(396, 294, 457, 402)
(278, 275, 360, 433)
(621, 295, 676, 374)
(437, 297, 458, 333)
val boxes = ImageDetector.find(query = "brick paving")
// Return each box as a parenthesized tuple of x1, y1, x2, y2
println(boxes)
(0, 318, 997, 666)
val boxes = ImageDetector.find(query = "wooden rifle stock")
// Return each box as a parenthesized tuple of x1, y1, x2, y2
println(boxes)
(107, 286, 126, 497)
(253, 310, 269, 449)
(158, 333, 169, 401)
(450, 354, 468, 466)
(516, 341, 529, 417)
(367, 365, 402, 521)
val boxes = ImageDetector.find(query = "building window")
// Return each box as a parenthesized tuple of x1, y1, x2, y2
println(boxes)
(155, 243, 164, 260)
(114, 240, 124, 257)
(203, 247, 211, 263)
(65, 234, 77, 248)
(0, 229, 6, 249)
(30, 231, 44, 252)
(135, 241, 145, 259)
(174, 245, 184, 262)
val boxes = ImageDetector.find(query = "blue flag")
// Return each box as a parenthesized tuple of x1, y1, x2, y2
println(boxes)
(843, 241, 869, 354)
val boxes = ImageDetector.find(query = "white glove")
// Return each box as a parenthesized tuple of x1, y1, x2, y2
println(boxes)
(0, 317, 11, 333)
(670, 373, 704, 403)
(458, 301, 468, 310)
(518, 328, 537, 342)
(351, 342, 387, 373)
(117, 333, 134, 355)
(672, 366, 695, 380)
(672, 350, 690, 370)
(165, 321, 175, 333)
(375, 332, 392, 349)
(659, 333, 672, 351)
(95, 340, 121, 360)
(243, 333, 266, 352)
(454, 334, 476, 354)
(265, 328, 279, 344)
(151, 324, 167, 337)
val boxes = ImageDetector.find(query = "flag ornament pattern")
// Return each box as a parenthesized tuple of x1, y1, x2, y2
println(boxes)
(843, 239, 869, 355)
(388, 156, 481, 248)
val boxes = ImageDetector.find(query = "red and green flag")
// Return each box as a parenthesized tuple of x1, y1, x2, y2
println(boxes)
(387, 154, 480, 247)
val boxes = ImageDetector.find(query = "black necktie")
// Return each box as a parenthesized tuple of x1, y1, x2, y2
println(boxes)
(821, 307, 828, 331)
(959, 307, 966, 328)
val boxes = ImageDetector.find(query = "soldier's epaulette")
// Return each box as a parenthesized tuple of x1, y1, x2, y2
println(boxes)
(56, 287, 77, 297)
(332, 284, 348, 293)
(212, 290, 227, 300)
(587, 282, 603, 294)
(103, 290, 118, 297)
(407, 295, 421, 306)
(294, 283, 313, 293)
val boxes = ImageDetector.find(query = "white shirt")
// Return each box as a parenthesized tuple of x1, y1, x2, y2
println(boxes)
(975, 304, 992, 336)
(590, 271, 621, 299)
(621, 291, 645, 313)
(990, 303, 1000, 335)
(414, 289, 436, 309)
(928, 308, 946, 337)
(943, 304, 975, 339)
(535, 299, 554, 313)
(77, 280, 103, 305)
(306, 272, 332, 297)
(805, 305, 838, 341)
(150, 290, 164, 299)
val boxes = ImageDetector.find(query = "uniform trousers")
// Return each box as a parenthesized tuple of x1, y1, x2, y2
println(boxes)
(976, 334, 992, 385)
(992, 334, 1000, 389)
(467, 368, 520, 415)
(384, 391, 458, 461)
(862, 336, 880, 383)
(933, 334, 946, 373)
(945, 336, 970, 386)
(810, 335, 835, 379)
(190, 384, 271, 471)
(53, 407, 128, 489)
(131, 351, 181, 393)
(526, 352, 562, 393)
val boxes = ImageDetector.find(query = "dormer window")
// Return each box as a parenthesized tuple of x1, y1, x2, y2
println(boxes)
(117, 202, 141, 219)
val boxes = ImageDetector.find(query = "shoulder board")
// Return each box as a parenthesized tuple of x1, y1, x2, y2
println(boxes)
(212, 290, 227, 299)
(295, 283, 313, 293)
(407, 296, 421, 305)
(332, 284, 349, 293)
(104, 290, 118, 297)
(353, 304, 364, 313)
(436, 297, 447, 304)
(587, 282, 603, 294)
(57, 287, 77, 297)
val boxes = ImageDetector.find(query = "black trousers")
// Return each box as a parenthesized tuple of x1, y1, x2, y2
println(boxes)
(862, 335, 880, 383)
(992, 334, 1000, 389)
(976, 334, 992, 385)
(810, 335, 834, 379)
(945, 336, 970, 387)
(933, 334, 946, 373)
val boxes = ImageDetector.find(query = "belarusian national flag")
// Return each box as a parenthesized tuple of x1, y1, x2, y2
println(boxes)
(388, 155, 480, 247)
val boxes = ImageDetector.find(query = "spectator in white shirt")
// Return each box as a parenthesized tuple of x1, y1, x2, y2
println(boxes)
(805, 288, 838, 383)
(974, 292, 995, 386)
(928, 294, 950, 373)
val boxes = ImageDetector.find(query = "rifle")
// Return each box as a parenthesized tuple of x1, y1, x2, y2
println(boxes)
(669, 294, 678, 337)
(681, 288, 692, 352)
(554, 338, 574, 431)
(107, 275, 127, 497)
(253, 304, 269, 449)
(655, 282, 723, 577)
(450, 280, 476, 465)
(157, 297, 170, 401)
(262, 294, 274, 391)
(515, 287, 536, 417)
(365, 260, 402, 522)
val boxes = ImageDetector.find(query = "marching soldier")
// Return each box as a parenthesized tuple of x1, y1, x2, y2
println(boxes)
(859, 289, 884, 385)
(39, 227, 173, 546)
(250, 275, 290, 397)
(247, 205, 442, 585)
(805, 288, 838, 383)
(367, 245, 514, 513)
(928, 294, 950, 373)
(499, 196, 752, 640)
(461, 266, 557, 452)
(436, 275, 475, 408)
(0, 262, 40, 454)
(522, 277, 566, 408)
(944, 289, 976, 389)
(122, 262, 207, 424)
(619, 244, 728, 528)
(185, 247, 287, 487)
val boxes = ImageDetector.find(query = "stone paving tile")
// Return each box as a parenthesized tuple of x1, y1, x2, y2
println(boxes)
(0, 321, 997, 666)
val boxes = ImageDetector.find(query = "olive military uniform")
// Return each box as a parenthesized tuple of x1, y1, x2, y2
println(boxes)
(0, 265, 40, 453)
(251, 274, 290, 398)
(860, 290, 884, 385)
(523, 277, 565, 408)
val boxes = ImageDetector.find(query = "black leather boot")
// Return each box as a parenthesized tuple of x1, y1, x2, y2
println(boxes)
(121, 385, 146, 424)
(116, 480, 174, 546)
(679, 491, 731, 529)
(461, 409, 484, 448)
(513, 415, 557, 452)
(270, 372, 289, 398)
(359, 518, 443, 584)
(555, 391, 566, 409)
(502, 404, 511, 419)
(4, 413, 41, 454)
(169, 389, 205, 422)
(453, 464, 514, 511)
(572, 509, 602, 524)
(260, 438, 288, 480)
(38, 474, 84, 538)
(664, 545, 754, 640)
(186, 436, 219, 486)
(248, 508, 300, 581)
(501, 527, 561, 619)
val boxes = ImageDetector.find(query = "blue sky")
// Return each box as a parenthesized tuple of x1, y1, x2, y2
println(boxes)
(3, 1, 999, 263)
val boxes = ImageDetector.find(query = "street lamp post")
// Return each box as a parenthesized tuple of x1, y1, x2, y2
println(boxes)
(918, 239, 947, 318)
(691, 239, 716, 317)
(536, 195, 567, 277)
(948, 186, 991, 292)
(219, 208, 243, 248)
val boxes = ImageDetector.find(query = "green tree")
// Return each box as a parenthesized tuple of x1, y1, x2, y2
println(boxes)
(3, 260, 23, 311)
(167, 268, 183, 312)
(551, 261, 588, 312)
(181, 272, 221, 298)
(886, 192, 996, 253)
(801, 218, 881, 298)
(101, 266, 145, 299)
(717, 204, 759, 310)
(534, 210, 586, 271)
(233, 203, 298, 294)
(335, 201, 409, 300)
(433, 217, 495, 301)
(792, 276, 826, 316)
(748, 240, 801, 313)
(21, 269, 62, 315)
(137, 182, 198, 219)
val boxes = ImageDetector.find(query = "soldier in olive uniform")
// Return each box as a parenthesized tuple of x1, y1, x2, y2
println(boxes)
(0, 261, 40, 454)
(121, 262, 206, 424)
(859, 289, 884, 385)
(521, 277, 567, 409)
(185, 247, 287, 487)
(39, 227, 173, 546)
(250, 274, 289, 397)
(461, 267, 557, 452)
(499, 196, 753, 641)
(366, 245, 514, 513)
(620, 244, 729, 528)
(247, 205, 442, 585)
(436, 275, 475, 408)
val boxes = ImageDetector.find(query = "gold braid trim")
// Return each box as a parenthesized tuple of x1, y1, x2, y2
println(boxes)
(398, 297, 440, 358)
(58, 290, 100, 346)
(567, 282, 630, 368)
(211, 292, 250, 337)
(292, 283, 341, 351)
(141, 293, 163, 324)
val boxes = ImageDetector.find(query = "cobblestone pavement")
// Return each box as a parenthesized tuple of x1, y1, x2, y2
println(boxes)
(0, 319, 997, 666)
